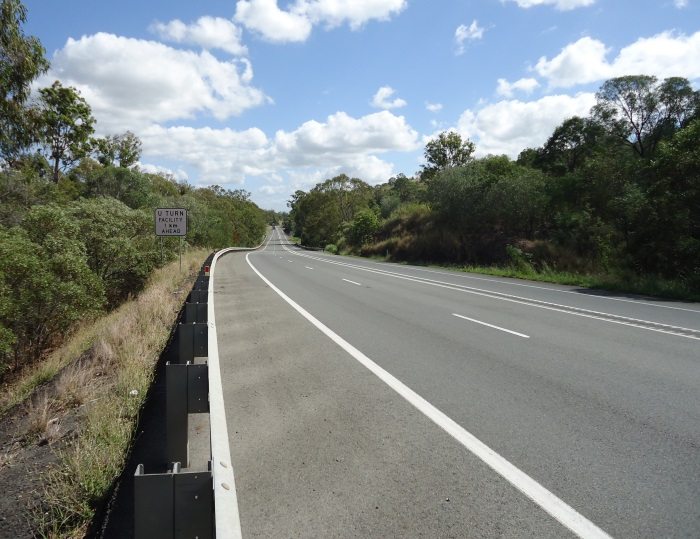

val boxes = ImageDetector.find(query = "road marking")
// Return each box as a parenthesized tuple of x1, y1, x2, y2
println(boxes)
(278, 244, 700, 341)
(246, 253, 612, 539)
(288, 260, 293, 263)
(453, 313, 530, 339)
(274, 234, 700, 314)
(342, 278, 362, 286)
(305, 266, 314, 270)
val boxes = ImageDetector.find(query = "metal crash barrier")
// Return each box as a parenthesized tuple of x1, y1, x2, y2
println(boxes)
(134, 247, 252, 539)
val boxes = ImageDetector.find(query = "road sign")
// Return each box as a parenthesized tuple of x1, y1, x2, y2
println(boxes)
(155, 208, 187, 236)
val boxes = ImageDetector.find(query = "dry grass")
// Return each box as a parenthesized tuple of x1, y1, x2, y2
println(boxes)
(19, 248, 210, 538)
(26, 393, 61, 444)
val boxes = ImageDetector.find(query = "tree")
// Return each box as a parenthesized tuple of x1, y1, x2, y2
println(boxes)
(535, 116, 606, 175)
(592, 75, 699, 158)
(93, 130, 142, 168)
(0, 0, 49, 165)
(36, 81, 95, 182)
(420, 131, 475, 180)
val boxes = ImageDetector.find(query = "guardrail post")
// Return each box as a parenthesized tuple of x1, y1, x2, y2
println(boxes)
(134, 462, 213, 539)
(134, 464, 174, 538)
(174, 462, 213, 538)
(184, 302, 207, 323)
(166, 361, 209, 465)
(166, 363, 188, 466)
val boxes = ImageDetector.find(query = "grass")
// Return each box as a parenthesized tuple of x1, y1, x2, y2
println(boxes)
(0, 322, 102, 416)
(456, 264, 699, 301)
(9, 248, 210, 538)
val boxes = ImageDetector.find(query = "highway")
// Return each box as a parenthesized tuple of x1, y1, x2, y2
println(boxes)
(213, 227, 700, 538)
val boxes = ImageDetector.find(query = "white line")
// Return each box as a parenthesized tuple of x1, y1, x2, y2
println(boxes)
(453, 313, 530, 339)
(288, 260, 293, 263)
(245, 253, 612, 539)
(305, 266, 314, 270)
(279, 244, 700, 314)
(278, 245, 700, 341)
(342, 278, 362, 286)
(208, 250, 243, 539)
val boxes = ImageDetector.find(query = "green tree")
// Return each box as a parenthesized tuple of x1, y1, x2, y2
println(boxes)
(420, 131, 475, 181)
(592, 75, 699, 158)
(0, 206, 103, 369)
(0, 0, 49, 165)
(36, 81, 95, 182)
(348, 209, 380, 247)
(534, 116, 606, 175)
(93, 131, 142, 168)
(67, 198, 160, 304)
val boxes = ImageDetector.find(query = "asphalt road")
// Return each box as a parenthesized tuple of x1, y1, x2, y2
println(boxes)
(213, 227, 700, 538)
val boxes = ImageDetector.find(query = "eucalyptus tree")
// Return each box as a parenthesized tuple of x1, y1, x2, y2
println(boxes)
(36, 81, 95, 182)
(0, 0, 48, 165)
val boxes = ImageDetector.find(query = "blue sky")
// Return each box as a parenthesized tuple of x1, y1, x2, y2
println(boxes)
(24, 0, 700, 210)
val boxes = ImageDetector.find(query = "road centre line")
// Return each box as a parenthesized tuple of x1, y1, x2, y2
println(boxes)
(245, 252, 612, 539)
(278, 243, 700, 341)
(350, 259, 700, 314)
(342, 278, 362, 286)
(276, 238, 699, 315)
(305, 266, 314, 270)
(453, 313, 530, 339)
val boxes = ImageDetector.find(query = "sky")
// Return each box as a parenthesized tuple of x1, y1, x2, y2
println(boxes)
(23, 0, 700, 211)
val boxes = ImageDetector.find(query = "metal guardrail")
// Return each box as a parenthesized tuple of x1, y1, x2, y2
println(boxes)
(134, 236, 267, 539)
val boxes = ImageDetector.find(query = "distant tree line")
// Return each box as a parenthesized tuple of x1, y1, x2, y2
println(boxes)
(0, 0, 267, 375)
(287, 75, 699, 297)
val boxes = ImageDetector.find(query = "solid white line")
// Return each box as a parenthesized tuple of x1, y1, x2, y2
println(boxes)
(208, 250, 243, 539)
(453, 313, 530, 339)
(279, 244, 700, 341)
(279, 243, 700, 314)
(342, 278, 362, 286)
(245, 253, 612, 539)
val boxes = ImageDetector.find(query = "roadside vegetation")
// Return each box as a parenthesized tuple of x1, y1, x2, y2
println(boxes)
(286, 77, 700, 300)
(0, 0, 268, 382)
(0, 4, 268, 533)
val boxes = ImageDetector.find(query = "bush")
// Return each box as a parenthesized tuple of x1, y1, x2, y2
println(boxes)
(325, 244, 338, 254)
(0, 216, 104, 372)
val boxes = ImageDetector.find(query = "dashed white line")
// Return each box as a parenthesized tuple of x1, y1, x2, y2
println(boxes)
(245, 253, 612, 539)
(305, 266, 314, 270)
(342, 278, 362, 286)
(453, 313, 530, 339)
(278, 244, 700, 341)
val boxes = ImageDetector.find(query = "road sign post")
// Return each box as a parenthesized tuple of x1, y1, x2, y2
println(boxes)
(155, 208, 187, 271)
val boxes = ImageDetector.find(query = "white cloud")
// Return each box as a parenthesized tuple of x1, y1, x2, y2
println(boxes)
(496, 77, 540, 97)
(140, 125, 272, 184)
(234, 0, 406, 42)
(138, 163, 189, 181)
(234, 0, 312, 43)
(299, 0, 407, 30)
(133, 111, 418, 188)
(456, 93, 596, 157)
(149, 16, 247, 56)
(426, 102, 443, 112)
(275, 110, 419, 159)
(535, 31, 700, 88)
(38, 33, 268, 133)
(273, 110, 419, 182)
(674, 0, 688, 8)
(505, 0, 596, 10)
(371, 86, 407, 109)
(455, 20, 484, 55)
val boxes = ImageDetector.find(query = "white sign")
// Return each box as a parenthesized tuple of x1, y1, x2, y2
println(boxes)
(155, 208, 187, 236)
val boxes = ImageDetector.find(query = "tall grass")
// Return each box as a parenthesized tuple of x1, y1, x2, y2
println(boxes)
(16, 248, 209, 537)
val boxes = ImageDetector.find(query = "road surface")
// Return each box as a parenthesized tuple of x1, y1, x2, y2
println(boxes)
(212, 227, 700, 538)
